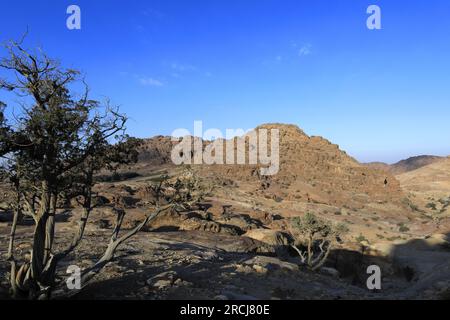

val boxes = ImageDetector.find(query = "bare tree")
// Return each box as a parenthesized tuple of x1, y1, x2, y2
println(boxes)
(289, 212, 348, 271)
(0, 36, 201, 299)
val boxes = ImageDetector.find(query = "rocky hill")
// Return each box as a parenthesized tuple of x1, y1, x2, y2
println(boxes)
(366, 155, 445, 175)
(138, 136, 176, 165)
(391, 155, 445, 175)
(397, 157, 450, 200)
(136, 124, 404, 208)
(2, 124, 449, 301)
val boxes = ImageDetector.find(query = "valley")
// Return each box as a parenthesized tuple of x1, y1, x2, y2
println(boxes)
(2, 123, 448, 300)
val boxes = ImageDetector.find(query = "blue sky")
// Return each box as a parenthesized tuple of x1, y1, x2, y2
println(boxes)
(1, 0, 450, 163)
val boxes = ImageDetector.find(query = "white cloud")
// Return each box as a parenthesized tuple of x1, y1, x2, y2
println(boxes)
(138, 77, 164, 87)
(170, 63, 197, 72)
(165, 62, 212, 78)
(298, 44, 312, 57)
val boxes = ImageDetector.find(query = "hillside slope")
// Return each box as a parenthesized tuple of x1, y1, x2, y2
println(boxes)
(135, 124, 404, 208)
(397, 157, 450, 193)
(366, 155, 445, 175)
(391, 155, 444, 175)
(397, 157, 450, 214)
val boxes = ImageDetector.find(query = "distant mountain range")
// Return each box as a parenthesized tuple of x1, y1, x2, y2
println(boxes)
(366, 155, 446, 175)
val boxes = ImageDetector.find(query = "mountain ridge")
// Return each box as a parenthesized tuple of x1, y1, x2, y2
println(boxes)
(366, 155, 445, 175)
(136, 123, 404, 208)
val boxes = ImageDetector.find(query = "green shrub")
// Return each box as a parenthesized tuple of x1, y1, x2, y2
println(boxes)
(290, 212, 348, 271)
(355, 234, 369, 244)
(398, 223, 410, 233)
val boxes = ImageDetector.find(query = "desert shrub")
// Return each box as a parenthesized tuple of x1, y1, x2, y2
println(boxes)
(355, 234, 369, 244)
(402, 197, 421, 212)
(289, 212, 348, 271)
(438, 197, 450, 213)
(274, 196, 283, 203)
(398, 223, 410, 233)
(139, 168, 211, 209)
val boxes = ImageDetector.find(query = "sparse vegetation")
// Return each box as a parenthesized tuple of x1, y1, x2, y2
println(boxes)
(398, 223, 410, 233)
(141, 168, 210, 207)
(438, 196, 450, 213)
(402, 197, 421, 212)
(0, 29, 447, 302)
(0, 38, 203, 299)
(355, 234, 369, 244)
(289, 212, 348, 271)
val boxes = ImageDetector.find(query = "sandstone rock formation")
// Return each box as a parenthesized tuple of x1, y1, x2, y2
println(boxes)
(136, 124, 405, 208)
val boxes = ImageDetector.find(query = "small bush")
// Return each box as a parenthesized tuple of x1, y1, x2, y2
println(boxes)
(355, 234, 369, 244)
(398, 223, 410, 233)
(289, 212, 348, 271)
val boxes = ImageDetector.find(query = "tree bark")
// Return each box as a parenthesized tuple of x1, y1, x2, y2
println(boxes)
(8, 191, 21, 298)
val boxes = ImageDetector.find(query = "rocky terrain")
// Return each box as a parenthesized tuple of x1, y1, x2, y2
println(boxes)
(367, 155, 445, 175)
(1, 124, 450, 300)
(397, 157, 450, 216)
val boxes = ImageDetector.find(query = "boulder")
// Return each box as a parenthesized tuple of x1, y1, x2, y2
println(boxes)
(242, 256, 298, 273)
(244, 229, 291, 247)
(147, 271, 179, 289)
(179, 217, 241, 236)
(216, 214, 263, 233)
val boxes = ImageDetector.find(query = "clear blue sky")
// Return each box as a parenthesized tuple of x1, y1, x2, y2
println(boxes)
(1, 0, 450, 163)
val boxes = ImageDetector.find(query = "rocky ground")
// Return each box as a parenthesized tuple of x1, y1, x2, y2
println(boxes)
(0, 226, 431, 300)
(1, 124, 450, 300)
(1, 178, 450, 300)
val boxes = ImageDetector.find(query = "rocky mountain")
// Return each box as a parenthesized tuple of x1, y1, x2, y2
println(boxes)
(137, 124, 404, 208)
(364, 162, 392, 172)
(391, 155, 445, 175)
(366, 155, 445, 175)
(396, 157, 450, 214)
(397, 157, 450, 195)
(2, 124, 449, 301)
(138, 135, 176, 165)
